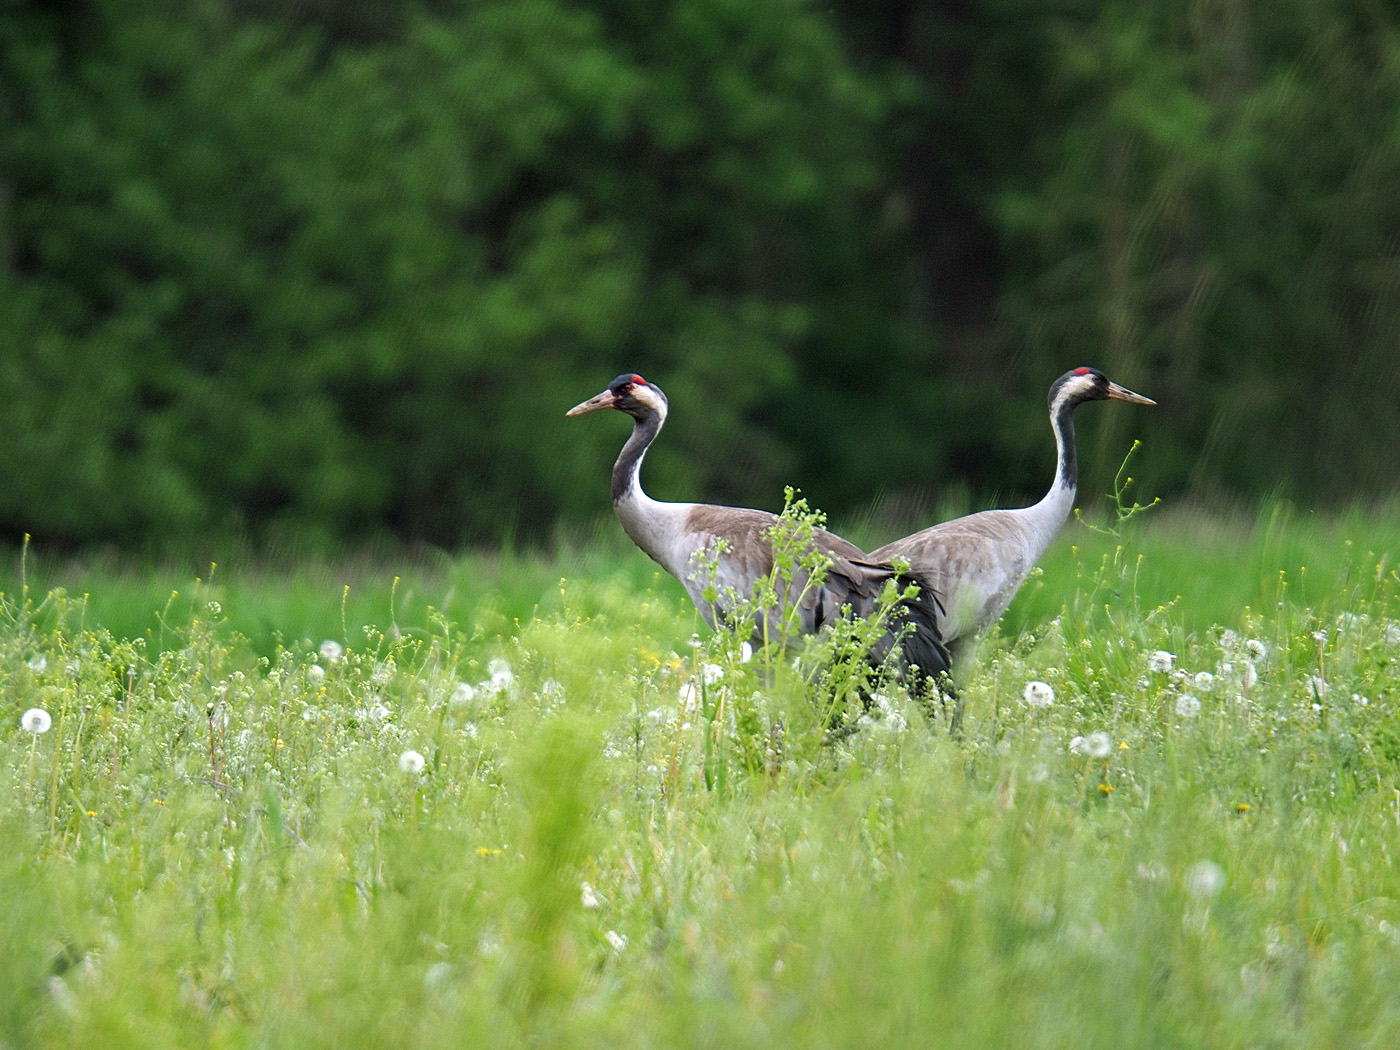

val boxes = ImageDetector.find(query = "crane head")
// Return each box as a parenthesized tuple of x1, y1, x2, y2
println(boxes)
(567, 374, 669, 419)
(1052, 367, 1155, 408)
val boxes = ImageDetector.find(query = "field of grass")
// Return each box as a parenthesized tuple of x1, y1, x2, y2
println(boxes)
(4, 502, 1400, 1048)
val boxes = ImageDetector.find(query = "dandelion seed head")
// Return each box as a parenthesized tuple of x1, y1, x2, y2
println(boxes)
(488, 658, 514, 691)
(368, 701, 391, 722)
(1244, 639, 1266, 662)
(21, 708, 52, 734)
(398, 749, 425, 774)
(451, 682, 477, 706)
(1312, 630, 1328, 645)
(27, 654, 47, 673)
(1310, 675, 1328, 698)
(1175, 694, 1202, 718)
(307, 664, 326, 683)
(1022, 680, 1055, 708)
(1242, 662, 1258, 689)
(1385, 623, 1400, 647)
(1087, 731, 1113, 758)
(678, 680, 699, 710)
(1193, 671, 1215, 691)
(1186, 860, 1226, 899)
(1069, 735, 1089, 755)
(319, 640, 344, 663)
(1148, 650, 1175, 673)
(1220, 629, 1240, 650)
(702, 663, 724, 685)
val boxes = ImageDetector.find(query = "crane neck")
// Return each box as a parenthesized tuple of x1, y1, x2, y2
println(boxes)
(1025, 388, 1081, 536)
(612, 409, 663, 505)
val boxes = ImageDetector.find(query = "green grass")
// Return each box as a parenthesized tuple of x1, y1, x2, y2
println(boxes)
(4, 503, 1400, 1048)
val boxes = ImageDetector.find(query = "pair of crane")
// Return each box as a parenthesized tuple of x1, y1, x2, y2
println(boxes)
(567, 367, 1154, 717)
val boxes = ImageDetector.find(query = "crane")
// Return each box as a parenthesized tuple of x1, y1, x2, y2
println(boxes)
(567, 373, 950, 688)
(870, 366, 1155, 672)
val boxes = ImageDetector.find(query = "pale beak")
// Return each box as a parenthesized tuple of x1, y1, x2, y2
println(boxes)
(566, 389, 618, 416)
(1106, 381, 1155, 406)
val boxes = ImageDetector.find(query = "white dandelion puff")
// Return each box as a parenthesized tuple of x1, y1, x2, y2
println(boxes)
(604, 930, 627, 952)
(1385, 623, 1400, 647)
(1242, 662, 1258, 689)
(1086, 731, 1113, 758)
(319, 640, 344, 663)
(21, 708, 52, 734)
(1220, 629, 1240, 650)
(1175, 694, 1202, 718)
(1023, 681, 1055, 708)
(702, 663, 724, 685)
(307, 663, 326, 683)
(27, 654, 47, 672)
(451, 682, 477, 706)
(1069, 736, 1089, 755)
(1193, 671, 1215, 691)
(688, 633, 703, 649)
(581, 882, 602, 909)
(678, 680, 699, 711)
(1312, 630, 1328, 645)
(488, 658, 514, 692)
(1309, 675, 1328, 698)
(1245, 639, 1267, 662)
(368, 701, 391, 722)
(1186, 860, 1226, 899)
(1148, 650, 1175, 673)
(398, 749, 425, 774)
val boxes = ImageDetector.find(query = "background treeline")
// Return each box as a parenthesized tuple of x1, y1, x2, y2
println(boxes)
(2, 0, 1398, 550)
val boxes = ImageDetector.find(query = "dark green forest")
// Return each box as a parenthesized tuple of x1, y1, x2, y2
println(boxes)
(2, 0, 1398, 551)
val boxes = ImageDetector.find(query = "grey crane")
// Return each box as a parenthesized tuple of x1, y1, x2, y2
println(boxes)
(567, 373, 949, 685)
(870, 366, 1155, 671)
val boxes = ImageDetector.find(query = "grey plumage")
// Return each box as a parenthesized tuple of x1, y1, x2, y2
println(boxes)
(568, 373, 949, 684)
(872, 366, 1155, 669)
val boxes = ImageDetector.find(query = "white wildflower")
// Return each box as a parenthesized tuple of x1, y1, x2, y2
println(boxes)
(398, 749, 425, 774)
(1175, 694, 1202, 718)
(604, 930, 627, 952)
(1353, 693, 1370, 707)
(1193, 671, 1215, 691)
(581, 882, 602, 909)
(1186, 860, 1226, 899)
(319, 640, 344, 664)
(702, 663, 724, 685)
(1086, 731, 1113, 758)
(1148, 650, 1175, 673)
(739, 641, 753, 664)
(1022, 680, 1055, 708)
(21, 708, 52, 734)
(27, 654, 47, 672)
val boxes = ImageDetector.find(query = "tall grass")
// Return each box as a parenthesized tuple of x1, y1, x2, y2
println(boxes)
(4, 504, 1400, 1048)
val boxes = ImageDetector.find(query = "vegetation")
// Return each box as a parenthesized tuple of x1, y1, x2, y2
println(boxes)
(4, 0, 1400, 551)
(4, 506, 1400, 1047)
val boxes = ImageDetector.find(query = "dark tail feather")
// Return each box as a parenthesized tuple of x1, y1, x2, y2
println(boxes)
(886, 572, 960, 733)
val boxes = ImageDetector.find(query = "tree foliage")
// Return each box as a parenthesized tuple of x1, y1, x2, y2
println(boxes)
(1, 0, 1398, 550)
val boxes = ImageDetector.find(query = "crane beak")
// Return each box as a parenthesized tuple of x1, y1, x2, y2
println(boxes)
(566, 389, 618, 416)
(1106, 381, 1155, 406)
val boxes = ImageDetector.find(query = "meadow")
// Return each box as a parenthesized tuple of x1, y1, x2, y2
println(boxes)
(4, 501, 1400, 1049)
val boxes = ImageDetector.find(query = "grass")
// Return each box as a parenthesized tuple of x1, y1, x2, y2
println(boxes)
(4, 502, 1400, 1048)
